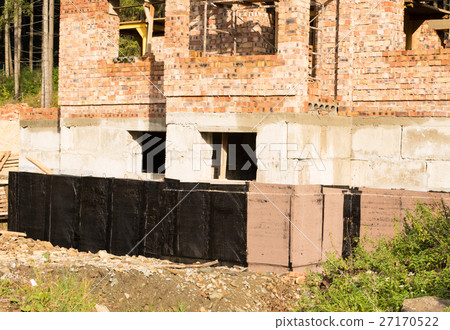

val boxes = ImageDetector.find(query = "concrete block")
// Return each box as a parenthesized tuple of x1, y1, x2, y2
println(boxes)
(352, 160, 427, 191)
(321, 125, 352, 159)
(402, 127, 450, 161)
(352, 125, 401, 159)
(21, 127, 60, 152)
(286, 123, 321, 159)
(60, 153, 126, 177)
(426, 161, 450, 191)
(302, 159, 335, 186)
(61, 126, 101, 153)
(99, 127, 130, 155)
(165, 124, 213, 182)
(350, 160, 370, 187)
(257, 158, 299, 185)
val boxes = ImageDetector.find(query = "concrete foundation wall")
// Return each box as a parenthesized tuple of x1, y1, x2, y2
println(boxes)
(20, 117, 166, 179)
(167, 112, 450, 192)
(9, 172, 450, 273)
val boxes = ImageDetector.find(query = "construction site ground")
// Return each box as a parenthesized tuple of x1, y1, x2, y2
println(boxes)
(0, 228, 305, 312)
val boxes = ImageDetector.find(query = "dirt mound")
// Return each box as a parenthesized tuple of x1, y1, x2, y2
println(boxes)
(0, 231, 304, 312)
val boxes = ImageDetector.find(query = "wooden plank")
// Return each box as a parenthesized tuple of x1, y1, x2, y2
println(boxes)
(427, 18, 450, 29)
(0, 152, 11, 171)
(25, 156, 55, 174)
(219, 133, 228, 179)
(144, 4, 154, 54)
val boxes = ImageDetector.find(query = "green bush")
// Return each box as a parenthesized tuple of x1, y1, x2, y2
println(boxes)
(20, 67, 42, 95)
(0, 75, 14, 100)
(0, 67, 58, 107)
(294, 202, 450, 312)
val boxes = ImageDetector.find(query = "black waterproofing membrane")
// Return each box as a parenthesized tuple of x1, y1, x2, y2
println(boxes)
(8, 172, 248, 265)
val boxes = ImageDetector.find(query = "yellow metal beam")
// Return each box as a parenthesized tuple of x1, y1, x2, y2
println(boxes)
(119, 22, 148, 55)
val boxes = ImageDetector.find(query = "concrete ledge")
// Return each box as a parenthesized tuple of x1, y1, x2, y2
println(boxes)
(20, 119, 59, 128)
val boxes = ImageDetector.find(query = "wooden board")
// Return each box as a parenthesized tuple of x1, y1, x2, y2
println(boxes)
(0, 186, 7, 221)
(0, 152, 11, 171)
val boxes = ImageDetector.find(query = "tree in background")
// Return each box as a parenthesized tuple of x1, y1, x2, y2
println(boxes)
(1, 0, 33, 99)
(3, 0, 13, 77)
(41, 0, 54, 108)
(29, 1, 33, 72)
(13, 1, 22, 99)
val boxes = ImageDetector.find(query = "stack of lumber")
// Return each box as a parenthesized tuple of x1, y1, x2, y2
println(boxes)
(0, 151, 19, 222)
(0, 186, 7, 222)
(0, 152, 19, 172)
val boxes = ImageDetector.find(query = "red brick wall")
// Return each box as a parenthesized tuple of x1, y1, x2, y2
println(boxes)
(165, 0, 310, 114)
(311, 0, 450, 117)
(59, 0, 165, 119)
(417, 21, 446, 50)
(0, 104, 21, 121)
(189, 2, 276, 56)
(344, 48, 450, 117)
(57, 0, 450, 119)
(0, 104, 59, 121)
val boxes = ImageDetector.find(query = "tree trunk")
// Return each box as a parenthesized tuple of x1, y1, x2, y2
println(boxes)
(29, 2, 34, 72)
(47, 0, 54, 105)
(14, 4, 22, 100)
(41, 0, 49, 107)
(4, 0, 12, 78)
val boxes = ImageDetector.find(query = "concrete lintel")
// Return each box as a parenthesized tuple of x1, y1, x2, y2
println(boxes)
(166, 112, 351, 132)
(61, 117, 166, 131)
(20, 119, 59, 128)
(166, 112, 450, 131)
(351, 116, 450, 128)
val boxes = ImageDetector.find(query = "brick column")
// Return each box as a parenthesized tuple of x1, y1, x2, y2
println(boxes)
(276, 0, 311, 112)
(164, 0, 191, 59)
(59, 0, 119, 107)
(336, 0, 406, 111)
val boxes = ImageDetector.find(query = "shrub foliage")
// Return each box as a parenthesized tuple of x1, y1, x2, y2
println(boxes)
(295, 202, 450, 312)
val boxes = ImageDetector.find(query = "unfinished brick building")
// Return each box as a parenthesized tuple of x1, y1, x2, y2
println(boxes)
(19, 0, 450, 192)
(8, 0, 450, 272)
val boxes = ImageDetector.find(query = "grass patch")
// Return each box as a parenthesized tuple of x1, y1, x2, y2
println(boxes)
(0, 271, 98, 312)
(294, 202, 450, 312)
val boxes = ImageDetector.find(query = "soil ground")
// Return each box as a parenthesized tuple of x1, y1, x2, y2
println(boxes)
(0, 230, 306, 312)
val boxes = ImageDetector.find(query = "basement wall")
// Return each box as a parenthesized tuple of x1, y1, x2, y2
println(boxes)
(10, 172, 450, 272)
(166, 112, 450, 192)
(17, 109, 450, 191)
